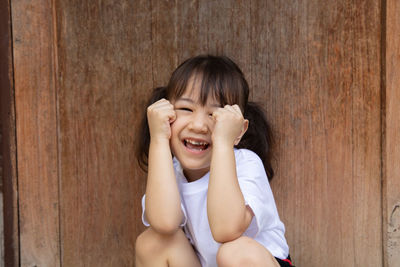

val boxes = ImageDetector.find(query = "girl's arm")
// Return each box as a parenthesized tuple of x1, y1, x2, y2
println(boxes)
(145, 99, 183, 234)
(207, 105, 253, 243)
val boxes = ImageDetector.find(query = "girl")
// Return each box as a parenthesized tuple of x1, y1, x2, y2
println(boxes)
(135, 55, 293, 267)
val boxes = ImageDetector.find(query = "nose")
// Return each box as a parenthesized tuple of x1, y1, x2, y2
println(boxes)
(188, 112, 209, 133)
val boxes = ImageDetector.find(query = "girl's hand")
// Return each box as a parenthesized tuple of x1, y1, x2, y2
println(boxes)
(211, 104, 248, 147)
(147, 99, 176, 142)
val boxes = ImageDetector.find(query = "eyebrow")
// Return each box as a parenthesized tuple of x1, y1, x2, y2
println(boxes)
(176, 97, 221, 108)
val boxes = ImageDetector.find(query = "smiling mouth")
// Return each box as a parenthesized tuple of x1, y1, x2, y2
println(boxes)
(183, 139, 210, 151)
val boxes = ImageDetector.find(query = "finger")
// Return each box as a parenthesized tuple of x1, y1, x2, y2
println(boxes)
(153, 98, 168, 105)
(232, 104, 243, 116)
(223, 104, 234, 111)
(168, 110, 177, 124)
(155, 99, 173, 108)
(212, 108, 223, 120)
(153, 102, 174, 112)
(158, 104, 175, 111)
(224, 104, 240, 114)
(153, 98, 173, 108)
(148, 98, 168, 110)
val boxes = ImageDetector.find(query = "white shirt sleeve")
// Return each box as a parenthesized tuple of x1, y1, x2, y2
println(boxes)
(141, 195, 188, 227)
(235, 149, 282, 237)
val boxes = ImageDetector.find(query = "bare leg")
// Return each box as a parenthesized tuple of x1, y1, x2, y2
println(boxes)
(135, 227, 201, 267)
(216, 236, 280, 267)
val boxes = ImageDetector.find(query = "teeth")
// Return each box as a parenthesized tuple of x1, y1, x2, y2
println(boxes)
(185, 139, 208, 146)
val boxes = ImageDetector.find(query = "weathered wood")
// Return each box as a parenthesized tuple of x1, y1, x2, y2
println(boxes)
(384, 0, 400, 265)
(0, 0, 19, 266)
(150, 0, 252, 86)
(150, 0, 180, 87)
(55, 0, 150, 265)
(176, 0, 252, 83)
(251, 1, 382, 266)
(6, 0, 389, 266)
(11, 0, 61, 266)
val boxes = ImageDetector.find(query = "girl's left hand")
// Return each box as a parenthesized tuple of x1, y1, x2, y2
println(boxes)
(211, 104, 248, 147)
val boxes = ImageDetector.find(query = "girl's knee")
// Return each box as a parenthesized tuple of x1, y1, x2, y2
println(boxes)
(135, 227, 189, 259)
(135, 228, 163, 260)
(217, 237, 253, 266)
(136, 227, 200, 267)
(217, 237, 279, 267)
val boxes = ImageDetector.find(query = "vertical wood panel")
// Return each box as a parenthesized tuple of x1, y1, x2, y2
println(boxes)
(151, 0, 179, 87)
(0, 0, 19, 265)
(178, 0, 252, 80)
(175, 0, 208, 62)
(251, 1, 382, 266)
(384, 0, 400, 265)
(56, 0, 151, 265)
(198, 0, 252, 75)
(151, 0, 252, 86)
(11, 0, 60, 266)
(8, 0, 388, 266)
(351, 2, 382, 265)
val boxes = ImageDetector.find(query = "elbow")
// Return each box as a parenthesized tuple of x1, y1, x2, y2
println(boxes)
(149, 219, 181, 235)
(147, 212, 183, 235)
(210, 225, 245, 243)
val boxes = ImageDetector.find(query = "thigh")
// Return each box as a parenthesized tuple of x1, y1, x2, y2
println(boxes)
(135, 227, 201, 267)
(217, 236, 279, 267)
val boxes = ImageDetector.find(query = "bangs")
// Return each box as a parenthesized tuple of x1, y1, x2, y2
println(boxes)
(166, 55, 249, 110)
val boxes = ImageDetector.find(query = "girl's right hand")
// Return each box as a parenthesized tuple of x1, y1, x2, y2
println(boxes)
(147, 98, 176, 141)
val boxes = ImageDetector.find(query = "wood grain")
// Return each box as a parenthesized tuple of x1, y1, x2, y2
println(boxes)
(176, 0, 252, 83)
(251, 1, 382, 266)
(6, 0, 389, 266)
(384, 0, 400, 265)
(150, 0, 252, 86)
(56, 0, 150, 265)
(0, 0, 19, 266)
(11, 0, 61, 266)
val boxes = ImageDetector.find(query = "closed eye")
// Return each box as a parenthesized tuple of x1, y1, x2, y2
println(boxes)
(177, 107, 192, 112)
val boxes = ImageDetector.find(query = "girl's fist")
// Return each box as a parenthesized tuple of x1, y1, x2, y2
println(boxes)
(211, 104, 248, 146)
(147, 99, 176, 141)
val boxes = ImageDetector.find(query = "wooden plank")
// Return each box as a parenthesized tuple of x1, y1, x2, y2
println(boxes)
(151, 0, 179, 87)
(176, 0, 252, 81)
(251, 0, 382, 266)
(11, 0, 61, 266)
(199, 0, 252, 75)
(350, 1, 382, 265)
(0, 0, 19, 265)
(384, 0, 400, 265)
(175, 0, 208, 62)
(150, 0, 252, 84)
(55, 0, 151, 265)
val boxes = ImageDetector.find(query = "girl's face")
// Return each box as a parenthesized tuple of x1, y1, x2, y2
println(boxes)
(170, 78, 221, 182)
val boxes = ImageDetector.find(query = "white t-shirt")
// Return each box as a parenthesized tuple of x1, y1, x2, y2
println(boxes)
(142, 148, 289, 267)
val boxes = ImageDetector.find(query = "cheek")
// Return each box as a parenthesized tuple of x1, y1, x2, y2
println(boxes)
(170, 117, 183, 138)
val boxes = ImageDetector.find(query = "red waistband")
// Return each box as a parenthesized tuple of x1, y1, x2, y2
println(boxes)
(282, 258, 293, 265)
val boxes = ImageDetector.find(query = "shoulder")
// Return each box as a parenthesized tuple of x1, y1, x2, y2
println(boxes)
(234, 148, 263, 166)
(234, 148, 267, 177)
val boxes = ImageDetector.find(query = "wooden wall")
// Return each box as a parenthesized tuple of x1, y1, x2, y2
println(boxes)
(2, 0, 399, 266)
(384, 0, 400, 265)
(0, 0, 18, 266)
(260, 1, 382, 266)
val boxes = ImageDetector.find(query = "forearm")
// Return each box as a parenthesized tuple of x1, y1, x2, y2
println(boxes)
(207, 144, 251, 242)
(145, 139, 183, 233)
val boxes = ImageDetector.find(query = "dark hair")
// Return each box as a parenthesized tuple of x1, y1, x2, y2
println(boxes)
(135, 55, 275, 180)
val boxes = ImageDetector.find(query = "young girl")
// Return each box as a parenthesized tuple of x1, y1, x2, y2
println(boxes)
(135, 55, 293, 267)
